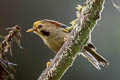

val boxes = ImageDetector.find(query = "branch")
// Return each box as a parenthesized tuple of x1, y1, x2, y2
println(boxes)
(38, 0, 105, 80)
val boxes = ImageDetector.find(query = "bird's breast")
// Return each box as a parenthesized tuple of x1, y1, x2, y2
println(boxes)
(42, 31, 68, 53)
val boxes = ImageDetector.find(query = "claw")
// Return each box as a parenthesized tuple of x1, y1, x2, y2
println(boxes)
(46, 61, 51, 68)
(46, 59, 53, 68)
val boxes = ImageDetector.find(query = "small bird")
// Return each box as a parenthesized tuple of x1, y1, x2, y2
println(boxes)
(27, 19, 109, 70)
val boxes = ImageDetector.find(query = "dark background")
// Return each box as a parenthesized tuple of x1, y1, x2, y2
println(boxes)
(0, 0, 120, 80)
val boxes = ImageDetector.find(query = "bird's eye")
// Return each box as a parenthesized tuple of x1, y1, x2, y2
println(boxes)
(37, 24, 42, 28)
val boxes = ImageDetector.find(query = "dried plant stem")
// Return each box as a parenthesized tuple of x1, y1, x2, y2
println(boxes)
(0, 25, 21, 58)
(0, 25, 22, 80)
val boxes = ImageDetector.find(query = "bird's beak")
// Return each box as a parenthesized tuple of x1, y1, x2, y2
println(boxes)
(26, 27, 37, 32)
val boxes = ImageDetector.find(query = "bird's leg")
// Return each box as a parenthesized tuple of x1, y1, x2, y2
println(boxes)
(46, 59, 52, 68)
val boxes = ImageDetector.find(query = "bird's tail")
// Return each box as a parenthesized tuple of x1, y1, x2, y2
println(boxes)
(81, 43, 109, 70)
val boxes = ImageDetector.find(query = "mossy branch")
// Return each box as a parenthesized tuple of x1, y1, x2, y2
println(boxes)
(38, 0, 105, 80)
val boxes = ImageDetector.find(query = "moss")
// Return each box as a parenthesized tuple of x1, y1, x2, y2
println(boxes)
(38, 0, 104, 80)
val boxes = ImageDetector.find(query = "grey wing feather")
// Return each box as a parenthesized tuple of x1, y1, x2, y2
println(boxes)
(80, 43, 109, 70)
(80, 52, 101, 70)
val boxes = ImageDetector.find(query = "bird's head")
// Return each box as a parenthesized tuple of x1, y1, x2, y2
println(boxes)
(27, 19, 67, 37)
(26, 19, 69, 52)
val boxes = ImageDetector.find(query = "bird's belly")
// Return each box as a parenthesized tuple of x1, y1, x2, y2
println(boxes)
(46, 38, 64, 53)
(42, 35, 65, 53)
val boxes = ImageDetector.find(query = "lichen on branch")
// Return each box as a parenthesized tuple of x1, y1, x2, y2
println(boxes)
(38, 0, 105, 80)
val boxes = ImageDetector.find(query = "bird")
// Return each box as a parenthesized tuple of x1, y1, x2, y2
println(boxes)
(26, 19, 109, 70)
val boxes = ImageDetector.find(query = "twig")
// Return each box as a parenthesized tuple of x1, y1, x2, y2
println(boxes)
(38, 0, 105, 80)
(0, 25, 22, 80)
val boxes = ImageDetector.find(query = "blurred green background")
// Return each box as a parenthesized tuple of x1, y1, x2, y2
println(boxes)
(0, 0, 120, 80)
